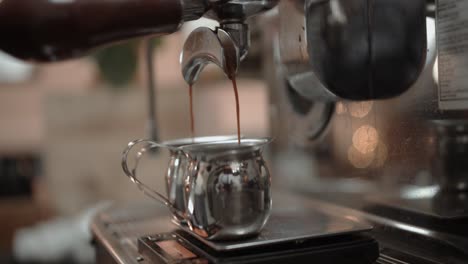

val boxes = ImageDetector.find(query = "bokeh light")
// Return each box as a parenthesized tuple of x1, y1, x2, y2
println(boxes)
(348, 101, 373, 118)
(352, 125, 379, 154)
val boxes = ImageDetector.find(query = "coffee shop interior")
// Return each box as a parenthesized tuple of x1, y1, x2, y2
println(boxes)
(1, 0, 468, 263)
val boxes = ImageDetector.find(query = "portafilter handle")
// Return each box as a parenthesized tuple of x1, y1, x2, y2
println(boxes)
(0, 0, 278, 64)
(0, 0, 210, 62)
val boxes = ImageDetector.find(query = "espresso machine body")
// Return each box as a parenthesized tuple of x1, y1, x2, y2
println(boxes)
(266, 0, 468, 263)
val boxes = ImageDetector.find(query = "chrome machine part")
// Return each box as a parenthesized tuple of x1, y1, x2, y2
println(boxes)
(278, 0, 427, 101)
(180, 0, 278, 82)
(219, 22, 250, 60)
(432, 120, 468, 192)
(206, 0, 279, 21)
(206, 0, 278, 59)
(182, 0, 210, 21)
(180, 27, 239, 84)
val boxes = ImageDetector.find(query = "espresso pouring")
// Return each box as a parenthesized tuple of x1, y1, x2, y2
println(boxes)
(188, 78, 241, 144)
(231, 77, 241, 145)
(189, 84, 195, 139)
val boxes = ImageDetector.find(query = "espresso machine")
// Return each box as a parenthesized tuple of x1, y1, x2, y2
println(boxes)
(2, 0, 468, 263)
(92, 0, 468, 263)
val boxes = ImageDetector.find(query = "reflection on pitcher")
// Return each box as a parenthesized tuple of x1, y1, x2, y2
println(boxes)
(122, 137, 272, 240)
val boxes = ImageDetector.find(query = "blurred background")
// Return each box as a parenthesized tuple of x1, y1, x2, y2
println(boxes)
(0, 19, 269, 263)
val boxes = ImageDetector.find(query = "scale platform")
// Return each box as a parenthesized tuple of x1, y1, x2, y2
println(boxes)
(138, 210, 379, 263)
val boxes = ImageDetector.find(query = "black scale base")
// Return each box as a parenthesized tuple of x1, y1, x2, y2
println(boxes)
(138, 230, 379, 264)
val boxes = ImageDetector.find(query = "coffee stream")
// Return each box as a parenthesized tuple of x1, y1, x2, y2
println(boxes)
(189, 84, 195, 139)
(188, 77, 241, 145)
(231, 77, 241, 145)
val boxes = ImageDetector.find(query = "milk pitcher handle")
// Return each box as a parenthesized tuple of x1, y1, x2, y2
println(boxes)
(121, 139, 183, 218)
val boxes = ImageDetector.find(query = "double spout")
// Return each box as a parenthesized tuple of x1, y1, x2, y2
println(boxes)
(180, 0, 279, 84)
(180, 24, 246, 84)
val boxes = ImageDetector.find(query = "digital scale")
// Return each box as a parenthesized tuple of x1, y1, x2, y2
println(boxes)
(136, 211, 379, 264)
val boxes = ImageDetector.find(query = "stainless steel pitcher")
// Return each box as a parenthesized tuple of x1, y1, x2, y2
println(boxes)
(121, 137, 272, 240)
(181, 138, 272, 240)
